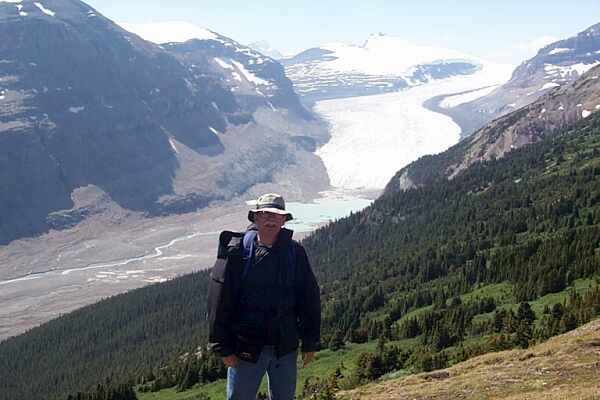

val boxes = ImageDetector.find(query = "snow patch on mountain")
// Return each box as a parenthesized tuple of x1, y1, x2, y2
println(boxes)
(540, 82, 561, 90)
(68, 106, 85, 113)
(548, 48, 571, 55)
(569, 62, 600, 75)
(0, 1, 28, 16)
(440, 85, 498, 108)
(34, 2, 55, 16)
(213, 57, 233, 70)
(168, 137, 179, 154)
(213, 58, 242, 82)
(230, 60, 270, 86)
(545, 62, 600, 79)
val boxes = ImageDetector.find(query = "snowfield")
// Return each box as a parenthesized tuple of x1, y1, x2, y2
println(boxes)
(119, 21, 218, 44)
(319, 34, 474, 76)
(314, 62, 512, 189)
(285, 33, 489, 98)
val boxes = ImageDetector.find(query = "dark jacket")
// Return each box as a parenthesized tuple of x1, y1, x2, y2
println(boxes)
(207, 226, 321, 359)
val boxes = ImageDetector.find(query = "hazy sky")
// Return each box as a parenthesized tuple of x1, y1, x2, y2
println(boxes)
(86, 0, 600, 64)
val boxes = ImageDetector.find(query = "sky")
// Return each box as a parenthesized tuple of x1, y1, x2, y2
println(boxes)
(85, 0, 600, 64)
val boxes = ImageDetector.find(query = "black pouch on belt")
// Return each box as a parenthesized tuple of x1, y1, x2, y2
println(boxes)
(235, 333, 264, 363)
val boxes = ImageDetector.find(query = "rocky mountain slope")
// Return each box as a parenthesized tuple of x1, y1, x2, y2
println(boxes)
(0, 0, 327, 245)
(162, 33, 311, 120)
(386, 63, 600, 193)
(344, 318, 600, 400)
(121, 22, 310, 120)
(440, 22, 600, 136)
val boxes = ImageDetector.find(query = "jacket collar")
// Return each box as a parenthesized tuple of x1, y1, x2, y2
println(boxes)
(246, 224, 294, 248)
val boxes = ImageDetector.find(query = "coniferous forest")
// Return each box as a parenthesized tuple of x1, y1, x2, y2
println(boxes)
(1, 114, 600, 400)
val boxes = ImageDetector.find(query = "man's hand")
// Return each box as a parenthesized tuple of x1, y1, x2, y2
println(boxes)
(222, 354, 240, 368)
(302, 351, 315, 367)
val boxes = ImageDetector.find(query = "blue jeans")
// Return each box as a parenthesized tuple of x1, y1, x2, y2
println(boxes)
(227, 346, 297, 400)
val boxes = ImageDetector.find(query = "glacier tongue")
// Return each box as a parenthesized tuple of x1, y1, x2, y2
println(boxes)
(314, 63, 513, 190)
(315, 88, 460, 189)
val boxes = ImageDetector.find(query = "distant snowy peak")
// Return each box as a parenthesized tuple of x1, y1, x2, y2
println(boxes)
(283, 34, 503, 103)
(446, 22, 600, 137)
(579, 22, 600, 38)
(317, 33, 476, 76)
(510, 22, 600, 89)
(248, 40, 284, 60)
(120, 21, 264, 60)
(120, 20, 272, 67)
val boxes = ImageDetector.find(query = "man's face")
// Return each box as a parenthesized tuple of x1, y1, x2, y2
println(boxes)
(254, 211, 287, 236)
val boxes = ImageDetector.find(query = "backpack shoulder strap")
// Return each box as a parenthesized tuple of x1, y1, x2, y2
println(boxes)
(241, 230, 257, 280)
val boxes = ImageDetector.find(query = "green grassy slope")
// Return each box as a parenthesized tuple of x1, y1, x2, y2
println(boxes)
(139, 277, 599, 399)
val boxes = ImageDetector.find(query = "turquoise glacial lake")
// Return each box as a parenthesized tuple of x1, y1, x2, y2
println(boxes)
(284, 194, 373, 232)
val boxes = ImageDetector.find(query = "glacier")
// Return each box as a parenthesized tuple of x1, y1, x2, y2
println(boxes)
(313, 62, 513, 189)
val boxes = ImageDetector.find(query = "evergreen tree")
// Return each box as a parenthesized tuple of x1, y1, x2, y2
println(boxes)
(431, 324, 451, 351)
(328, 329, 345, 352)
(493, 309, 506, 333)
(515, 320, 532, 349)
(559, 311, 578, 333)
(516, 302, 536, 324)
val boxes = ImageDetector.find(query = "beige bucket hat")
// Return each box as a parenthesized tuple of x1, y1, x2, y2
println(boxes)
(247, 193, 293, 222)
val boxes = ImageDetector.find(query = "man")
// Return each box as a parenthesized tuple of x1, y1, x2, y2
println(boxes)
(207, 193, 321, 399)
